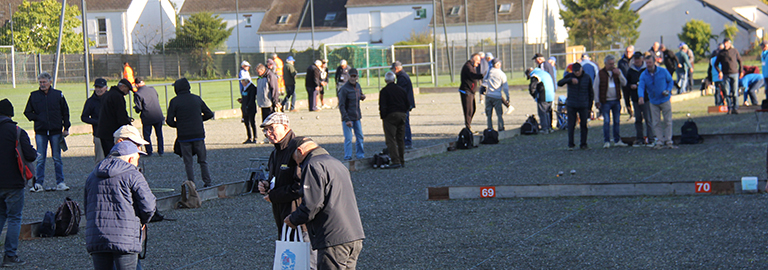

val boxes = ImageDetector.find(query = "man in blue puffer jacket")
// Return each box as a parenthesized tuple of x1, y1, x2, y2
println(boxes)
(84, 141, 155, 270)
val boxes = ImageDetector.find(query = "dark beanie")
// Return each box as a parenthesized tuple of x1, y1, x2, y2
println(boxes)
(173, 78, 191, 91)
(0, 98, 13, 117)
(118, 78, 132, 87)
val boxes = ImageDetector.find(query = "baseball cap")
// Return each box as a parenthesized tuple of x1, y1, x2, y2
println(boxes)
(531, 53, 544, 60)
(118, 78, 132, 87)
(110, 141, 147, 157)
(113, 125, 150, 145)
(549, 56, 556, 62)
(490, 58, 501, 66)
(390, 61, 402, 70)
(93, 78, 107, 87)
(679, 42, 687, 48)
(241, 61, 251, 67)
(286, 56, 295, 62)
(260, 112, 290, 128)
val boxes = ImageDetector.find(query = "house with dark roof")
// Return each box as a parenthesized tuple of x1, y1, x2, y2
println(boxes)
(178, 0, 271, 53)
(0, 0, 177, 54)
(632, 0, 768, 53)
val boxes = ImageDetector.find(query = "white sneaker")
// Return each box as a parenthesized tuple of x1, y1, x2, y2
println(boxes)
(29, 184, 43, 193)
(603, 142, 611, 149)
(56, 183, 70, 191)
(506, 106, 515, 115)
(614, 141, 629, 147)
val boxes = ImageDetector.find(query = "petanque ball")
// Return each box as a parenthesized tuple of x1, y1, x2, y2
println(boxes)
(316, 115, 320, 119)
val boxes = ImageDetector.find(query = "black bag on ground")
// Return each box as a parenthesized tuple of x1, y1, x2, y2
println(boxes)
(480, 128, 499, 144)
(456, 128, 474, 149)
(38, 211, 55, 237)
(54, 197, 81, 236)
(680, 118, 703, 144)
(761, 99, 768, 109)
(371, 153, 391, 168)
(521, 115, 539, 135)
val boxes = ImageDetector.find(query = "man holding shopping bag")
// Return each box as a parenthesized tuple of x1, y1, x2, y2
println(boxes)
(285, 138, 365, 270)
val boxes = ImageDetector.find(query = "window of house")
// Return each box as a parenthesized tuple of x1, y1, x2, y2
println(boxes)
(244, 14, 252, 28)
(498, 4, 512, 13)
(97, 18, 107, 48)
(414, 7, 427, 19)
(325, 12, 337, 22)
(277, 14, 290, 24)
(449, 6, 461, 16)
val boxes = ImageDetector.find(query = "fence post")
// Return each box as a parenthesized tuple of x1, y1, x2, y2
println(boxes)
(198, 82, 202, 97)
(429, 43, 436, 85)
(230, 80, 234, 109)
(164, 85, 168, 109)
(415, 65, 419, 88)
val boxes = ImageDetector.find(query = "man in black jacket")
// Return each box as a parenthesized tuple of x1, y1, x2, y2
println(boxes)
(618, 46, 635, 120)
(0, 99, 34, 267)
(24, 72, 71, 192)
(379, 71, 410, 168)
(96, 78, 132, 157)
(133, 77, 165, 156)
(239, 77, 258, 143)
(335, 59, 352, 93)
(459, 53, 485, 131)
(82, 78, 108, 162)
(625, 52, 654, 147)
(285, 138, 365, 270)
(306, 60, 323, 111)
(661, 45, 678, 78)
(715, 38, 743, 114)
(558, 63, 593, 150)
(166, 78, 214, 187)
(391, 61, 415, 149)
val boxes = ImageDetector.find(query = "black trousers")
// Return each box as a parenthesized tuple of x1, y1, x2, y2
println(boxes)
(243, 108, 257, 140)
(307, 87, 318, 111)
(382, 112, 407, 165)
(100, 136, 115, 157)
(567, 106, 590, 148)
(460, 92, 475, 130)
(142, 120, 164, 155)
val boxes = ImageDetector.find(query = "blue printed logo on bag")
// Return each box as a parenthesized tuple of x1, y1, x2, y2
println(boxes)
(280, 249, 296, 270)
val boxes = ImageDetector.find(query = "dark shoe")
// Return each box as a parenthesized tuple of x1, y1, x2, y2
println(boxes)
(732, 109, 739, 114)
(243, 139, 253, 144)
(384, 164, 402, 169)
(405, 145, 413, 150)
(2, 255, 26, 267)
(158, 152, 164, 157)
(146, 152, 154, 157)
(203, 183, 212, 188)
(580, 145, 591, 150)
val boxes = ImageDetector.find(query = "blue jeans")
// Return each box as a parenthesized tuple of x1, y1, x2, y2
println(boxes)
(0, 189, 23, 257)
(404, 112, 412, 147)
(676, 69, 688, 94)
(91, 252, 138, 270)
(35, 133, 64, 185)
(282, 85, 296, 110)
(600, 100, 621, 143)
(721, 73, 740, 111)
(342, 120, 365, 160)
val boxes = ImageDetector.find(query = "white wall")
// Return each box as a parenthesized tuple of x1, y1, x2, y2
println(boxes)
(132, 0, 178, 54)
(347, 4, 433, 46)
(87, 12, 126, 54)
(259, 31, 351, 52)
(180, 12, 265, 53)
(636, 0, 756, 53)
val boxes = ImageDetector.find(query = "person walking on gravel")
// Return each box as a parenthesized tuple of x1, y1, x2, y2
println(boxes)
(166, 78, 215, 187)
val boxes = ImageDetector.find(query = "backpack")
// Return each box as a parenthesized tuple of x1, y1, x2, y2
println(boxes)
(680, 119, 703, 144)
(177, 181, 202, 209)
(38, 211, 55, 237)
(14, 127, 35, 183)
(371, 149, 391, 168)
(456, 128, 474, 149)
(480, 128, 499, 144)
(521, 115, 539, 135)
(54, 197, 81, 236)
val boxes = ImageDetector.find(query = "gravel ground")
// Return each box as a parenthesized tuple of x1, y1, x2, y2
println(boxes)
(14, 91, 768, 269)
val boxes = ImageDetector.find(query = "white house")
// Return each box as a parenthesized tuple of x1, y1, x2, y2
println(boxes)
(632, 0, 768, 53)
(84, 0, 178, 54)
(178, 0, 270, 53)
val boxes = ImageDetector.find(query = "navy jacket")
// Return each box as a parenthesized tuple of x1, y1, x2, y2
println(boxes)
(558, 73, 593, 109)
(24, 88, 71, 135)
(84, 157, 156, 254)
(394, 69, 415, 109)
(288, 147, 365, 249)
(133, 85, 165, 124)
(166, 87, 214, 141)
(96, 87, 131, 140)
(338, 81, 364, 122)
(241, 82, 257, 114)
(0, 116, 36, 189)
(81, 93, 102, 134)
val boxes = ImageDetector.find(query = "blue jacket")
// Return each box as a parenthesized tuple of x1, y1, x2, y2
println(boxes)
(133, 85, 165, 124)
(531, 68, 555, 102)
(638, 67, 674, 105)
(740, 73, 764, 88)
(709, 57, 722, 83)
(84, 157, 156, 254)
(762, 50, 768, 78)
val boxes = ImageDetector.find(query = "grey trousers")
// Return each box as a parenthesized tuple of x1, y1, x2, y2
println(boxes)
(632, 101, 654, 140)
(180, 140, 212, 186)
(317, 239, 363, 270)
(537, 101, 552, 131)
(485, 96, 505, 131)
(650, 101, 673, 144)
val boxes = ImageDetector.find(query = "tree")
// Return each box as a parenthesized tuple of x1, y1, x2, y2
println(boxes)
(720, 22, 739, 42)
(560, 0, 641, 51)
(162, 12, 232, 77)
(678, 20, 716, 59)
(0, 0, 91, 53)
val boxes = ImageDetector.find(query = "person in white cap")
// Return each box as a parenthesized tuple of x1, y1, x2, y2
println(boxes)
(112, 125, 150, 149)
(239, 61, 251, 97)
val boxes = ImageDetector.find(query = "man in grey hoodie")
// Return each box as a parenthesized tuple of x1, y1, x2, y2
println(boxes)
(482, 59, 511, 131)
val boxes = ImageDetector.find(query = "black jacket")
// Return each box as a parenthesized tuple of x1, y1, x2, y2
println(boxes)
(288, 147, 365, 249)
(662, 50, 678, 75)
(133, 85, 165, 124)
(96, 87, 131, 140)
(459, 60, 484, 94)
(305, 65, 322, 89)
(379, 83, 409, 119)
(266, 130, 302, 238)
(715, 47, 743, 75)
(338, 81, 364, 122)
(394, 69, 415, 109)
(81, 93, 102, 134)
(24, 88, 71, 135)
(558, 73, 593, 109)
(618, 55, 631, 78)
(241, 82, 257, 113)
(0, 116, 36, 189)
(624, 63, 647, 103)
(166, 87, 214, 141)
(335, 65, 352, 85)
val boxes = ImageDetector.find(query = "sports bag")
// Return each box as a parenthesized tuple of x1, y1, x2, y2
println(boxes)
(680, 118, 703, 144)
(456, 128, 474, 149)
(38, 211, 56, 237)
(521, 115, 539, 135)
(54, 197, 81, 236)
(480, 128, 499, 144)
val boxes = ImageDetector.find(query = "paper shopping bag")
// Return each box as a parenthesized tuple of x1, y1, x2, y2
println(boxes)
(273, 224, 310, 270)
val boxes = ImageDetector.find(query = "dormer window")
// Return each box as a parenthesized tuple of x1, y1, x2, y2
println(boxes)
(244, 14, 252, 27)
(449, 6, 461, 16)
(324, 12, 337, 22)
(498, 4, 511, 13)
(277, 14, 290, 24)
